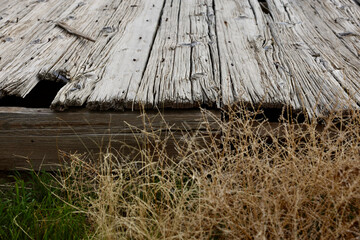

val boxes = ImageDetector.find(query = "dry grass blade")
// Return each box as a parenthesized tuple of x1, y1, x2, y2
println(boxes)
(58, 105, 360, 239)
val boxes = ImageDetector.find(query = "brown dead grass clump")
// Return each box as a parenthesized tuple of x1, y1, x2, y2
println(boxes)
(59, 107, 360, 239)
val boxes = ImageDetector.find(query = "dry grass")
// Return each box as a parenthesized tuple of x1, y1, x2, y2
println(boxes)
(58, 106, 360, 239)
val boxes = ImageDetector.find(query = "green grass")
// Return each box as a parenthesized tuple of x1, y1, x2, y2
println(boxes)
(0, 171, 89, 240)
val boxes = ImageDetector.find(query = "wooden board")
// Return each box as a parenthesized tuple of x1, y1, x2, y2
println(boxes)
(135, 0, 221, 109)
(215, 0, 292, 108)
(0, 106, 331, 171)
(0, 107, 221, 170)
(266, 0, 360, 116)
(0, 0, 359, 118)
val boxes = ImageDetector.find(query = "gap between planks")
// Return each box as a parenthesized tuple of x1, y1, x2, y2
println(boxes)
(0, 0, 359, 118)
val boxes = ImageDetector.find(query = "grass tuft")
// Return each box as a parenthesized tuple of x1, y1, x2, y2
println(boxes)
(57, 106, 360, 239)
(0, 171, 89, 239)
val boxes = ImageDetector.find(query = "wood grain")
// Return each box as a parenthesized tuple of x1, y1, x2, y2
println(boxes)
(56, 21, 96, 42)
(135, 0, 221, 109)
(0, 0, 359, 117)
(0, 107, 221, 170)
(0, 107, 330, 170)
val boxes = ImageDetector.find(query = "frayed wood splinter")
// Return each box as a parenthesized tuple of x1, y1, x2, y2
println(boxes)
(56, 21, 96, 42)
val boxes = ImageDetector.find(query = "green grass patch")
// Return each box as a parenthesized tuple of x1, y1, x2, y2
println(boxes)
(0, 171, 89, 240)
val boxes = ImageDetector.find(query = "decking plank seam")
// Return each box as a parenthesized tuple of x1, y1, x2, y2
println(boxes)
(0, 0, 359, 118)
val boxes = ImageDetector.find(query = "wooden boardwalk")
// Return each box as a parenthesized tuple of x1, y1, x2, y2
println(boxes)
(0, 0, 359, 117)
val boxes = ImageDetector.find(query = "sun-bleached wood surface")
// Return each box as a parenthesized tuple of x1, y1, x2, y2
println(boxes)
(0, 0, 359, 117)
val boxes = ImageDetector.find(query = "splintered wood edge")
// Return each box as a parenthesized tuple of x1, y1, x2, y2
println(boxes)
(1, 0, 359, 118)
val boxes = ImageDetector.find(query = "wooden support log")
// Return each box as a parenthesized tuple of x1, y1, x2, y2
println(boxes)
(0, 107, 220, 170)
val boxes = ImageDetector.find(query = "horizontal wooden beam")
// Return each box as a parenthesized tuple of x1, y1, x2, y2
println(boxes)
(0, 107, 221, 170)
(0, 107, 329, 171)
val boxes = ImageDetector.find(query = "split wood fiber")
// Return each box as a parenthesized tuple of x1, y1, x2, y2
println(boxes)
(0, 0, 359, 117)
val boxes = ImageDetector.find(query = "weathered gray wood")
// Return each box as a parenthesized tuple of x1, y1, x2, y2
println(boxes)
(135, 0, 220, 109)
(0, 0, 88, 96)
(266, 0, 360, 116)
(214, 0, 359, 116)
(86, 0, 165, 110)
(0, 107, 221, 170)
(50, 0, 126, 110)
(0, 0, 359, 117)
(214, 0, 293, 108)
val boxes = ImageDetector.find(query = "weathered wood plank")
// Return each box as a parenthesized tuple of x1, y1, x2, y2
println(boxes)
(136, 0, 221, 109)
(49, 0, 132, 109)
(315, 0, 360, 57)
(0, 0, 88, 97)
(0, 0, 359, 118)
(295, 0, 360, 103)
(266, 0, 359, 116)
(0, 0, 165, 110)
(85, 0, 165, 110)
(214, 0, 292, 109)
(0, 107, 221, 170)
(51, 0, 164, 110)
(0, 0, 34, 30)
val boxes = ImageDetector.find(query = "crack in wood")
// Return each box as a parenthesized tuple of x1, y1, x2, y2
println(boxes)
(0, 0, 359, 118)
